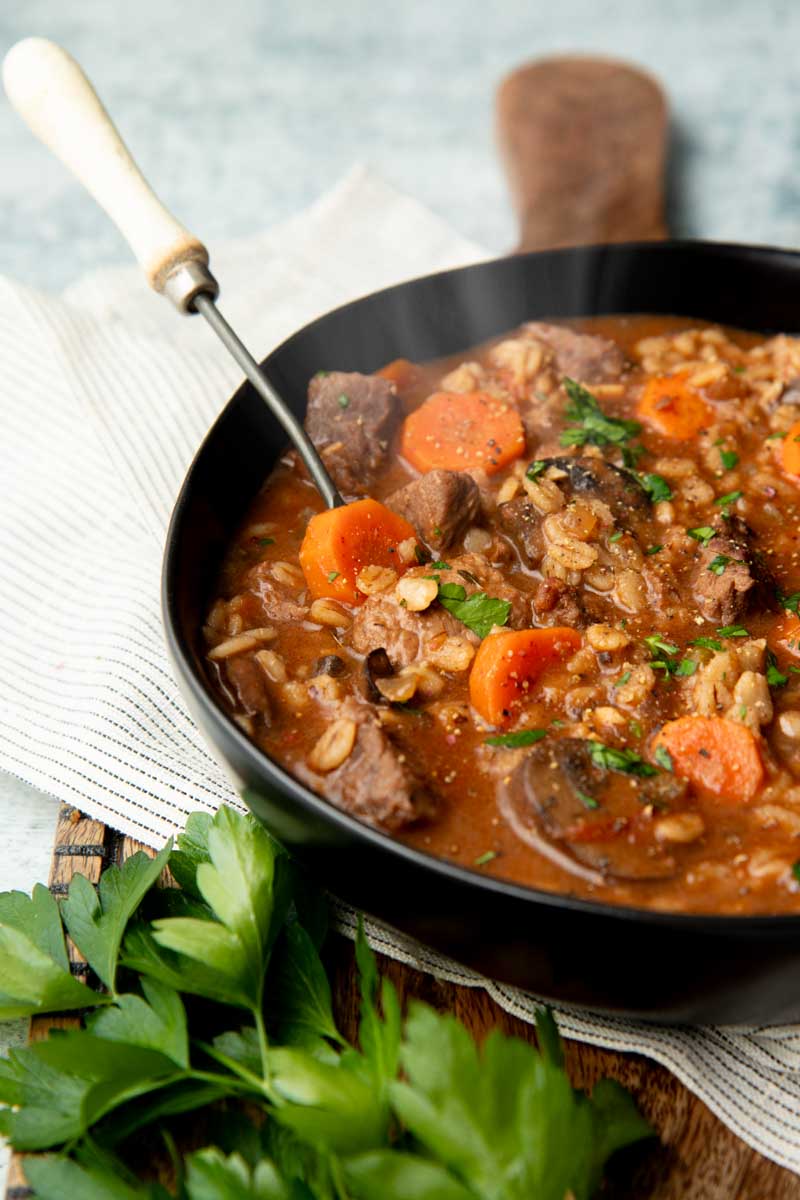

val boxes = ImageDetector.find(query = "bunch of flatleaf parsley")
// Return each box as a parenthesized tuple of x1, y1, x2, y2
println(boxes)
(0, 805, 652, 1199)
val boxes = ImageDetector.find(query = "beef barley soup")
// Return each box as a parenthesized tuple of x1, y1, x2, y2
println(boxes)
(204, 315, 800, 915)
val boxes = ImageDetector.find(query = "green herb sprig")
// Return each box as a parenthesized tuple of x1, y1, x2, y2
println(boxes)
(559, 378, 641, 448)
(0, 806, 652, 1199)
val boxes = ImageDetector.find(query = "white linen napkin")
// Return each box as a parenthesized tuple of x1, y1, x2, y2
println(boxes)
(2, 164, 800, 1176)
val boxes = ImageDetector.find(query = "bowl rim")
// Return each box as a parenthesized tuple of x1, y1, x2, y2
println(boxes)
(163, 236, 800, 934)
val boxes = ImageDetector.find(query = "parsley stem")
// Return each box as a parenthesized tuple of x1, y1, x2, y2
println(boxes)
(255, 1004, 271, 1086)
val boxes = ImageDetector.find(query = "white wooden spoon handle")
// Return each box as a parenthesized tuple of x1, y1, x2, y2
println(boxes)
(2, 37, 217, 308)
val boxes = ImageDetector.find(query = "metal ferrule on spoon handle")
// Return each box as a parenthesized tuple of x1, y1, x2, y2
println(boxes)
(2, 37, 344, 509)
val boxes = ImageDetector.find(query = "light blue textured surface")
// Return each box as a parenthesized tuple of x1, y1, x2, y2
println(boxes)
(2, 0, 800, 290)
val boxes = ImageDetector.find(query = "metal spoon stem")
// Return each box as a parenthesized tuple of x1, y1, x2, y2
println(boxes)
(193, 293, 344, 510)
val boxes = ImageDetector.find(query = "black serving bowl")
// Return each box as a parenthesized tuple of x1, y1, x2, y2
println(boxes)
(164, 240, 800, 1025)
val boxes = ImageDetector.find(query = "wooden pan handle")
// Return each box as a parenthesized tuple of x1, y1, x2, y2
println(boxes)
(496, 56, 668, 253)
(2, 38, 217, 309)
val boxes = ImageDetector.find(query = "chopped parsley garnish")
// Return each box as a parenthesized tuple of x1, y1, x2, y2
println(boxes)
(688, 526, 716, 544)
(433, 525, 443, 537)
(792, 861, 800, 883)
(608, 531, 624, 543)
(430, 560, 450, 570)
(258, 536, 275, 546)
(628, 719, 643, 738)
(766, 430, 788, 440)
(779, 590, 800, 615)
(654, 745, 674, 771)
(689, 636, 724, 651)
(587, 741, 659, 777)
(559, 378, 641, 448)
(436, 582, 512, 639)
(313, 368, 330, 378)
(766, 650, 789, 689)
(717, 624, 749, 638)
(645, 544, 663, 555)
(644, 635, 696, 677)
(576, 790, 600, 810)
(622, 444, 647, 468)
(413, 544, 427, 565)
(616, 670, 632, 688)
(327, 569, 340, 582)
(337, 392, 350, 409)
(474, 850, 498, 866)
(526, 460, 547, 480)
(485, 728, 547, 748)
(720, 449, 740, 470)
(715, 489, 743, 508)
(643, 634, 679, 657)
(708, 554, 732, 576)
(638, 473, 673, 503)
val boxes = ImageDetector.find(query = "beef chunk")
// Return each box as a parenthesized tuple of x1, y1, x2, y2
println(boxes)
(691, 516, 775, 624)
(533, 577, 585, 628)
(224, 657, 271, 719)
(498, 497, 543, 564)
(305, 371, 398, 494)
(350, 553, 528, 669)
(301, 698, 434, 832)
(523, 322, 626, 382)
(351, 591, 473, 669)
(386, 470, 481, 550)
(242, 562, 309, 623)
(539, 456, 650, 521)
(499, 738, 687, 881)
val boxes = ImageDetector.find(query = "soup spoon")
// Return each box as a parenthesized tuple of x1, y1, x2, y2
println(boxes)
(3, 37, 345, 511)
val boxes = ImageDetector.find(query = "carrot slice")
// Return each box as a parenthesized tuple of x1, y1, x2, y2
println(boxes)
(400, 391, 526, 476)
(469, 627, 581, 726)
(375, 358, 416, 390)
(299, 498, 417, 604)
(637, 372, 713, 440)
(652, 716, 764, 805)
(780, 418, 800, 477)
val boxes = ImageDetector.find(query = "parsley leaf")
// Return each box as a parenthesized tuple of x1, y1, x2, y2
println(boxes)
(560, 378, 641, 448)
(577, 790, 600, 810)
(654, 745, 673, 771)
(688, 526, 716, 545)
(437, 583, 512, 639)
(474, 850, 498, 866)
(715, 489, 743, 508)
(766, 650, 789, 689)
(337, 393, 350, 409)
(645, 544, 663, 555)
(779, 590, 800, 615)
(643, 634, 679, 657)
(587, 741, 659, 777)
(267, 922, 345, 1051)
(717, 624, 749, 638)
(386, 1004, 652, 1200)
(145, 809, 289, 1015)
(61, 843, 172, 991)
(638, 473, 673, 503)
(720, 449, 739, 470)
(0, 885, 105, 1020)
(689, 636, 724, 652)
(525, 460, 547, 480)
(484, 729, 547, 748)
(708, 554, 731, 576)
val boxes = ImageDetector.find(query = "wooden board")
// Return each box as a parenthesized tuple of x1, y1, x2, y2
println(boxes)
(6, 809, 800, 1198)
